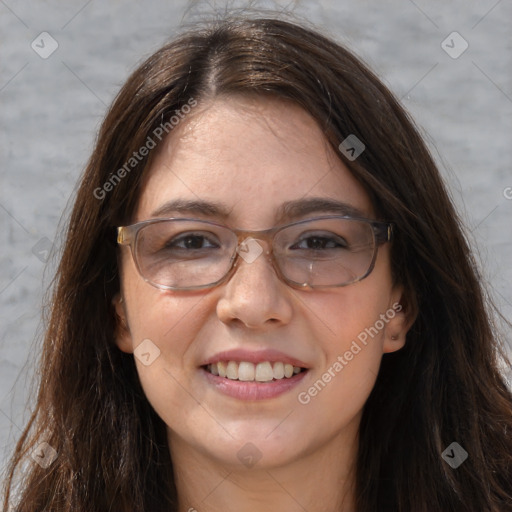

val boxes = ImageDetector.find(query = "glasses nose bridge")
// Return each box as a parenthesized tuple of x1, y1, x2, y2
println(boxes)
(228, 225, 284, 280)
(233, 225, 279, 255)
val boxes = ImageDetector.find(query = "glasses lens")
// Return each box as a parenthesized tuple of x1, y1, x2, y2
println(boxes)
(274, 217, 376, 287)
(135, 220, 236, 289)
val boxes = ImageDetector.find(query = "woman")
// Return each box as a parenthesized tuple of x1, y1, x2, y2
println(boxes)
(3, 16, 512, 512)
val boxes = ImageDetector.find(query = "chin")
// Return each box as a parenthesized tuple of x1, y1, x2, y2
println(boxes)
(196, 426, 311, 470)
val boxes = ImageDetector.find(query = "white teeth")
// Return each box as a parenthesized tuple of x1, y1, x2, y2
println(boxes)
(217, 361, 227, 378)
(255, 362, 274, 382)
(206, 361, 304, 381)
(272, 361, 285, 379)
(226, 361, 239, 380)
(238, 361, 255, 381)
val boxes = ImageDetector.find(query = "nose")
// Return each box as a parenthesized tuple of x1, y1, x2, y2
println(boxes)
(215, 238, 293, 329)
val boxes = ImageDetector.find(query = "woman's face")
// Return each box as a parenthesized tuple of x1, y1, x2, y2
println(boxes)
(115, 95, 408, 471)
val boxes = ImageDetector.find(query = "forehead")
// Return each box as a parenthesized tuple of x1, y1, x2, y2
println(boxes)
(135, 95, 374, 228)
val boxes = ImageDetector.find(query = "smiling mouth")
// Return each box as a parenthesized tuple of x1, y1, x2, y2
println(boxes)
(203, 361, 307, 382)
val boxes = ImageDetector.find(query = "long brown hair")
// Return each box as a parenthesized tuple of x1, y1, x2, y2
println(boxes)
(3, 16, 512, 512)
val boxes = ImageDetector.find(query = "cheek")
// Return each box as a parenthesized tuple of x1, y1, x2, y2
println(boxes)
(121, 262, 214, 407)
(290, 316, 384, 444)
(120, 246, 210, 357)
(295, 253, 394, 409)
(126, 288, 212, 361)
(308, 274, 393, 358)
(126, 289, 217, 432)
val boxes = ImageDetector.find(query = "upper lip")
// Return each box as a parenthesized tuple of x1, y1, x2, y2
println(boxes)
(201, 348, 310, 369)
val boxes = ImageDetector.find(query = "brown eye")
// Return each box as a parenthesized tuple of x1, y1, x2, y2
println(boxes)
(291, 233, 348, 251)
(166, 233, 220, 250)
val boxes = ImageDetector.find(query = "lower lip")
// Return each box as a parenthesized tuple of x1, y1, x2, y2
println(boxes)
(201, 367, 308, 400)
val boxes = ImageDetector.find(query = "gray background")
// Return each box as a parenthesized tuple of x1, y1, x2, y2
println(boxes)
(1, 0, 511, 476)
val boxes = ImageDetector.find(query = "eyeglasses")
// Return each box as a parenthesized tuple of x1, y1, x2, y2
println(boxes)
(116, 215, 394, 291)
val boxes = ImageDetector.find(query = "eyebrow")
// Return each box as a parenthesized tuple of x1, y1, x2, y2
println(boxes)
(149, 197, 368, 224)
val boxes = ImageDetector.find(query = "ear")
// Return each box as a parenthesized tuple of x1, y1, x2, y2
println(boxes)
(382, 286, 417, 354)
(112, 293, 134, 354)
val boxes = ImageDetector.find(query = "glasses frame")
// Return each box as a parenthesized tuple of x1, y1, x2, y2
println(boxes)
(117, 215, 394, 291)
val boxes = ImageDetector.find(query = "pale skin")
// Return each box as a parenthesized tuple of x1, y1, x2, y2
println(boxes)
(114, 95, 412, 512)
